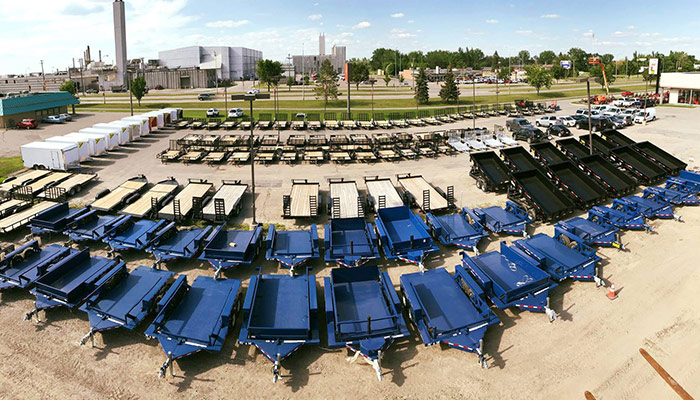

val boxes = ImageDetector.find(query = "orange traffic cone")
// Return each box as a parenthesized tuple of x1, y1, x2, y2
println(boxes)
(607, 283, 617, 300)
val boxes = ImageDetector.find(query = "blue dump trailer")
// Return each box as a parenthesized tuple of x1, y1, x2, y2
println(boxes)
(324, 217, 380, 268)
(643, 186, 698, 206)
(199, 223, 264, 277)
(374, 206, 438, 272)
(25, 249, 123, 322)
(324, 266, 408, 381)
(425, 208, 488, 252)
(459, 242, 558, 321)
(0, 240, 78, 290)
(555, 215, 624, 249)
(145, 275, 242, 378)
(239, 273, 319, 383)
(146, 223, 211, 266)
(265, 224, 320, 275)
(78, 265, 174, 346)
(103, 217, 169, 253)
(28, 202, 91, 235)
(471, 201, 532, 236)
(589, 205, 651, 231)
(400, 268, 499, 367)
(514, 232, 602, 285)
(63, 210, 129, 242)
(619, 195, 679, 220)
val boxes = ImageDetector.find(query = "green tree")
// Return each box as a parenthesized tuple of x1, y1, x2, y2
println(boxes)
(59, 80, 77, 113)
(349, 60, 369, 89)
(538, 50, 556, 65)
(256, 59, 283, 91)
(439, 69, 460, 102)
(491, 51, 500, 69)
(414, 68, 429, 104)
(518, 50, 531, 65)
(524, 65, 553, 94)
(551, 64, 566, 81)
(568, 47, 589, 73)
(130, 75, 147, 106)
(303, 75, 310, 86)
(498, 67, 513, 81)
(589, 63, 617, 89)
(286, 76, 294, 91)
(313, 60, 338, 112)
(398, 74, 405, 84)
(383, 74, 391, 86)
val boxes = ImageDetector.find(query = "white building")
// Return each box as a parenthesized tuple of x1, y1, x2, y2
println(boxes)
(292, 44, 346, 75)
(660, 72, 700, 105)
(157, 46, 262, 81)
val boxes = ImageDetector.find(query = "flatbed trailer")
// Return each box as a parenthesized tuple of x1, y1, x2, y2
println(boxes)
(508, 169, 575, 222)
(18, 172, 72, 197)
(0, 201, 60, 234)
(400, 267, 499, 367)
(265, 224, 320, 275)
(283, 179, 321, 218)
(63, 210, 129, 242)
(425, 208, 488, 251)
(0, 197, 31, 219)
(500, 146, 544, 173)
(396, 173, 453, 212)
(471, 201, 532, 236)
(469, 151, 510, 192)
(145, 275, 242, 378)
(121, 178, 179, 218)
(665, 170, 700, 194)
(324, 266, 408, 381)
(324, 217, 380, 267)
(147, 224, 211, 265)
(25, 249, 124, 322)
(644, 186, 698, 206)
(555, 216, 623, 249)
(78, 265, 175, 346)
(577, 154, 637, 197)
(529, 142, 569, 165)
(0, 240, 78, 290)
(239, 273, 319, 382)
(556, 137, 592, 160)
(374, 206, 438, 271)
(199, 223, 264, 276)
(364, 176, 404, 212)
(201, 180, 247, 221)
(158, 179, 214, 221)
(459, 242, 557, 321)
(600, 129, 636, 147)
(618, 195, 677, 220)
(328, 178, 364, 219)
(590, 204, 651, 231)
(28, 202, 92, 235)
(633, 141, 687, 175)
(103, 217, 169, 253)
(545, 161, 607, 209)
(38, 173, 98, 200)
(514, 232, 602, 284)
(0, 169, 51, 193)
(609, 145, 667, 185)
(92, 175, 149, 212)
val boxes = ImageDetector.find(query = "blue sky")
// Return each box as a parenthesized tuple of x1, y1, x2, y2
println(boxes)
(2, 0, 700, 74)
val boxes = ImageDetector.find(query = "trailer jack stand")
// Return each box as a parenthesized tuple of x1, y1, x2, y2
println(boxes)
(214, 266, 224, 280)
(477, 340, 487, 369)
(545, 298, 557, 323)
(674, 214, 683, 223)
(272, 354, 281, 383)
(159, 353, 174, 379)
(79, 329, 96, 347)
(418, 262, 425, 274)
(24, 308, 40, 323)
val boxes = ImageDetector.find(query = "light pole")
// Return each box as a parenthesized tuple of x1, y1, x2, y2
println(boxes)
(128, 70, 134, 116)
(472, 80, 476, 129)
(231, 92, 271, 225)
(586, 79, 593, 155)
(369, 79, 376, 120)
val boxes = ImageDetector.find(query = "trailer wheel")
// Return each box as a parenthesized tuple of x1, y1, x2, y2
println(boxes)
(476, 179, 485, 192)
(526, 208, 537, 222)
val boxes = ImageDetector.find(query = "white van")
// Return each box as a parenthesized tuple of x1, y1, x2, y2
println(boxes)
(633, 108, 656, 123)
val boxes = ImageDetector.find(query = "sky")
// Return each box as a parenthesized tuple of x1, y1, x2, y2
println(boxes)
(2, 0, 700, 75)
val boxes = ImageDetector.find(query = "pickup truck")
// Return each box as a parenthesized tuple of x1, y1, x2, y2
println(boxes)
(612, 97, 635, 107)
(506, 118, 533, 131)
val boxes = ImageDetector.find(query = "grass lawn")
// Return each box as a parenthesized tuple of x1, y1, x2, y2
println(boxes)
(0, 157, 24, 183)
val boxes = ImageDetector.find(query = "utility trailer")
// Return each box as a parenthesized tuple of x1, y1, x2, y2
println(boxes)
(577, 154, 637, 197)
(600, 129, 636, 147)
(665, 170, 700, 194)
(500, 146, 544, 173)
(396, 173, 454, 212)
(425, 208, 488, 252)
(471, 201, 532, 236)
(324, 266, 408, 381)
(28, 202, 91, 235)
(459, 242, 557, 321)
(545, 161, 607, 209)
(590, 204, 651, 231)
(0, 201, 60, 234)
(556, 137, 592, 160)
(146, 224, 211, 266)
(609, 145, 667, 185)
(328, 178, 364, 219)
(400, 267, 499, 367)
(530, 142, 569, 165)
(555, 216, 624, 249)
(158, 179, 214, 221)
(145, 276, 242, 378)
(643, 186, 698, 206)
(0, 197, 31, 219)
(120, 177, 179, 218)
(374, 206, 438, 271)
(92, 175, 149, 212)
(514, 232, 603, 284)
(37, 173, 98, 200)
(508, 170, 575, 222)
(77, 265, 175, 347)
(283, 179, 321, 218)
(20, 142, 81, 171)
(633, 141, 687, 175)
(469, 151, 510, 192)
(25, 249, 123, 322)
(200, 223, 264, 277)
(201, 180, 247, 221)
(63, 210, 129, 242)
(0, 240, 78, 290)
(18, 172, 72, 197)
(324, 217, 380, 268)
(0, 169, 51, 193)
(364, 176, 404, 212)
(579, 134, 617, 156)
(103, 217, 169, 253)
(265, 224, 320, 275)
(239, 273, 319, 383)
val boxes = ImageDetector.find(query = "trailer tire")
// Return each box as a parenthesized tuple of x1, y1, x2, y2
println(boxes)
(476, 179, 485, 192)
(526, 208, 537, 222)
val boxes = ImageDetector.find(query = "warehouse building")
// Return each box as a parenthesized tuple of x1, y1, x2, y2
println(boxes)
(292, 34, 347, 75)
(157, 46, 262, 81)
(660, 72, 700, 105)
(143, 67, 216, 89)
(0, 92, 79, 128)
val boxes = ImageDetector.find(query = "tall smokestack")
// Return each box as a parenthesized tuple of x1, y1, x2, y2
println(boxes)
(113, 0, 127, 86)
(319, 33, 325, 56)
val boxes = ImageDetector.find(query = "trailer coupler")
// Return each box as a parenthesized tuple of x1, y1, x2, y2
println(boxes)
(24, 307, 40, 323)
(79, 329, 96, 347)
(674, 214, 683, 222)
(158, 352, 174, 379)
(272, 353, 281, 383)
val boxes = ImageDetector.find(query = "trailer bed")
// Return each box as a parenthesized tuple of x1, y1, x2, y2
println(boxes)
(265, 224, 320, 273)
(158, 180, 213, 220)
(469, 151, 510, 191)
(364, 177, 403, 211)
(329, 179, 362, 218)
(556, 138, 591, 160)
(634, 141, 687, 175)
(600, 130, 636, 147)
(0, 201, 58, 233)
(92, 176, 148, 212)
(147, 224, 211, 264)
(547, 161, 607, 208)
(610, 145, 667, 184)
(509, 170, 574, 221)
(39, 173, 97, 198)
(24, 172, 72, 195)
(530, 142, 569, 165)
(324, 217, 380, 267)
(0, 169, 51, 192)
(121, 179, 179, 218)
(202, 181, 247, 221)
(579, 154, 637, 196)
(0, 241, 76, 290)
(0, 198, 30, 218)
(579, 134, 616, 156)
(287, 180, 320, 218)
(397, 174, 449, 211)
(500, 146, 542, 172)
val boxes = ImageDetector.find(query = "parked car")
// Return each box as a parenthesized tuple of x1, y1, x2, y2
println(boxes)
(634, 108, 656, 123)
(513, 127, 548, 143)
(602, 106, 622, 117)
(575, 117, 614, 132)
(612, 97, 635, 107)
(59, 113, 72, 121)
(85, 89, 98, 94)
(535, 115, 560, 127)
(546, 124, 571, 137)
(247, 89, 260, 95)
(506, 118, 532, 131)
(559, 116, 577, 127)
(110, 85, 127, 93)
(16, 119, 38, 129)
(198, 93, 214, 101)
(206, 108, 219, 117)
(606, 116, 626, 129)
(616, 113, 634, 126)
(42, 115, 65, 124)
(228, 108, 243, 118)
(575, 109, 600, 117)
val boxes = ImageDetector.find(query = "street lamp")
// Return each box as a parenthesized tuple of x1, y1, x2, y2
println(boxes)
(369, 79, 377, 120)
(231, 92, 271, 224)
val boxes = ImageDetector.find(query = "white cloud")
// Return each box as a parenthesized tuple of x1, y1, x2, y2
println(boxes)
(313, 2, 319, 5)
(407, 20, 414, 24)
(640, 32, 661, 37)
(612, 31, 630, 38)
(205, 19, 249, 28)
(308, 14, 322, 21)
(486, 19, 498, 24)
(540, 14, 560, 19)
(583, 30, 595, 38)
(353, 21, 371, 29)
(627, 25, 636, 30)
(391, 28, 416, 39)
(391, 13, 404, 18)
(516, 30, 533, 35)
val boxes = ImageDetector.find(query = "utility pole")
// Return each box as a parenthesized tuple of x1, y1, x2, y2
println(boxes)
(128, 71, 134, 116)
(40, 60, 46, 91)
(472, 80, 476, 129)
(79, 58, 85, 95)
(587, 80, 593, 155)
(302, 43, 305, 101)
(346, 62, 351, 118)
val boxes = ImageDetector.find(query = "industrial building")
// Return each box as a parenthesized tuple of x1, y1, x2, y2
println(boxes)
(143, 67, 216, 89)
(157, 46, 262, 81)
(0, 92, 79, 128)
(660, 72, 700, 105)
(292, 34, 347, 75)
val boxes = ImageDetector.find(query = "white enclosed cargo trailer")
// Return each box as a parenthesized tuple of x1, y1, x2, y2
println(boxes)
(122, 116, 150, 136)
(94, 122, 140, 142)
(78, 128, 120, 150)
(144, 111, 165, 128)
(45, 136, 92, 162)
(64, 132, 107, 156)
(89, 125, 129, 145)
(20, 142, 81, 171)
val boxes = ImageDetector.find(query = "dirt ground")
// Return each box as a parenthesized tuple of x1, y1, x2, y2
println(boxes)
(0, 102, 698, 399)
